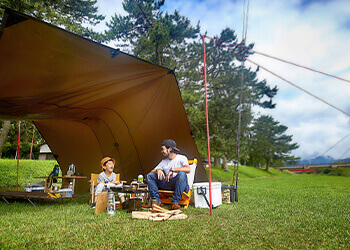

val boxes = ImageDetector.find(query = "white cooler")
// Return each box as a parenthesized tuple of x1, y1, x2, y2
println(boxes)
(193, 182, 222, 208)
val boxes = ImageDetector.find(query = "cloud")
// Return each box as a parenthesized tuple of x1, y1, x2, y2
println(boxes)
(234, 0, 350, 159)
(92, 0, 127, 48)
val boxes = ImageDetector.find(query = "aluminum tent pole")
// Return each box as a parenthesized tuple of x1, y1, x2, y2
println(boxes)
(202, 35, 213, 215)
(29, 125, 35, 160)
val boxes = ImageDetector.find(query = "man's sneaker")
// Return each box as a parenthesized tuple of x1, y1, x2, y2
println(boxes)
(91, 202, 96, 209)
(142, 201, 163, 208)
(171, 203, 182, 211)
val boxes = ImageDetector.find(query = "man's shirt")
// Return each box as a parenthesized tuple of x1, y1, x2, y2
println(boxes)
(154, 154, 188, 177)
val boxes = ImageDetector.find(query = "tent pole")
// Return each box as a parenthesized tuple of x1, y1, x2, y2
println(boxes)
(17, 121, 21, 191)
(29, 125, 35, 160)
(202, 35, 213, 215)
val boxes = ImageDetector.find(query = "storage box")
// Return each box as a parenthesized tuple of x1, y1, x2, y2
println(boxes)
(221, 184, 235, 203)
(31, 187, 45, 193)
(193, 182, 222, 208)
(57, 188, 73, 197)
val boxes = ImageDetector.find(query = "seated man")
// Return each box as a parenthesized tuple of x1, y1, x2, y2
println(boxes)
(147, 139, 190, 210)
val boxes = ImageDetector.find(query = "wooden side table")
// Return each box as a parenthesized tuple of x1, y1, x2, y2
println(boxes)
(34, 176, 87, 193)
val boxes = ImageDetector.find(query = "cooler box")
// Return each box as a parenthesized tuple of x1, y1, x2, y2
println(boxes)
(193, 182, 222, 208)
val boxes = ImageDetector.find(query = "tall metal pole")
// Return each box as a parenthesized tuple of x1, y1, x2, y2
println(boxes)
(233, 61, 244, 200)
(29, 125, 35, 160)
(202, 35, 213, 215)
(16, 121, 21, 191)
(233, 0, 249, 201)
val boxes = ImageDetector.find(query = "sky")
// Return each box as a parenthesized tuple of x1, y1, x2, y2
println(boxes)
(93, 0, 350, 160)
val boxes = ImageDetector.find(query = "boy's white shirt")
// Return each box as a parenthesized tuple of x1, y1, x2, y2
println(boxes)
(97, 171, 116, 184)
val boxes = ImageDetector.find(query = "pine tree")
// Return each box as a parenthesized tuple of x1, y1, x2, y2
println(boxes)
(177, 28, 278, 165)
(0, 0, 105, 42)
(105, 0, 200, 67)
(248, 115, 299, 170)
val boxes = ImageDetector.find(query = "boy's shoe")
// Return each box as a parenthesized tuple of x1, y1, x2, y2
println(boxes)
(91, 202, 96, 209)
(171, 203, 182, 211)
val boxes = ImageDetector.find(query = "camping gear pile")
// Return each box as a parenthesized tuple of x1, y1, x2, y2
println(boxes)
(25, 183, 45, 193)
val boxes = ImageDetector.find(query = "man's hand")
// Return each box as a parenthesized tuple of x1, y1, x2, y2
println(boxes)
(166, 170, 173, 182)
(157, 169, 165, 181)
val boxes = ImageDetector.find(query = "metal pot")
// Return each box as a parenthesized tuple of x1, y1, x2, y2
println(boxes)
(123, 185, 132, 191)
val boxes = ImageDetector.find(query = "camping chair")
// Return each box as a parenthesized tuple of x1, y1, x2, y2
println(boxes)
(158, 159, 197, 209)
(89, 173, 120, 204)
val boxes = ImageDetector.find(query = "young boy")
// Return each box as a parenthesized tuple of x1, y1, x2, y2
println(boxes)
(95, 156, 125, 203)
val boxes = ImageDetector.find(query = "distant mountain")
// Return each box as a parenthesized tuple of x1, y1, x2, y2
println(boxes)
(299, 156, 335, 164)
(299, 156, 350, 165)
(337, 157, 350, 163)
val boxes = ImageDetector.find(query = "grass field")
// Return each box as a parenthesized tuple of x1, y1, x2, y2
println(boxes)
(0, 159, 59, 190)
(208, 164, 289, 184)
(0, 160, 349, 248)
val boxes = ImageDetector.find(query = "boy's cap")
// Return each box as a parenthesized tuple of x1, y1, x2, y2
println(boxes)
(101, 157, 115, 167)
(162, 139, 180, 152)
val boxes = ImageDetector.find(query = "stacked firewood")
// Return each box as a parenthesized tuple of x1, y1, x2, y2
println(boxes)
(132, 204, 188, 221)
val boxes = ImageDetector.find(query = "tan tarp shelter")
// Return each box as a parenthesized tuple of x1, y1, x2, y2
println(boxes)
(0, 9, 207, 192)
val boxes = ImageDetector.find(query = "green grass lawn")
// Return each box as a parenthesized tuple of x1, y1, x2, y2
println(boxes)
(208, 164, 288, 184)
(0, 160, 349, 248)
(0, 159, 59, 190)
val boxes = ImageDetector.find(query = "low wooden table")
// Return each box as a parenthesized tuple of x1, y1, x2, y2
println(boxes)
(111, 185, 150, 212)
(110, 184, 150, 200)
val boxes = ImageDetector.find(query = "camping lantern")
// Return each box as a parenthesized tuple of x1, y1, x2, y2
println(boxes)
(106, 190, 115, 215)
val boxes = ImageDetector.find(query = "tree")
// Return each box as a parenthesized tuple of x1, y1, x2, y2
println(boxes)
(0, 0, 105, 42)
(105, 0, 200, 67)
(176, 28, 278, 169)
(0, 121, 44, 159)
(0, 0, 106, 157)
(0, 120, 10, 155)
(248, 115, 299, 171)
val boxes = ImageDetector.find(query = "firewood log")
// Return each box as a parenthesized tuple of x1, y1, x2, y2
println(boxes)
(152, 204, 169, 212)
(168, 214, 188, 220)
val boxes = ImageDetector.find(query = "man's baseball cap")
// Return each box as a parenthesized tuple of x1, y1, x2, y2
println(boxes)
(101, 156, 115, 167)
(162, 139, 180, 152)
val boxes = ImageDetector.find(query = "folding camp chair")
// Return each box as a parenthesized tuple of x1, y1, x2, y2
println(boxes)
(158, 159, 197, 208)
(89, 173, 120, 204)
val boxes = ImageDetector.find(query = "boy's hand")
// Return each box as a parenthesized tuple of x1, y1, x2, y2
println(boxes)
(111, 180, 120, 184)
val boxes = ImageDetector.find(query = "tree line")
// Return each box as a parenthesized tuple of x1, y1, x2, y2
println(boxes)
(0, 0, 299, 169)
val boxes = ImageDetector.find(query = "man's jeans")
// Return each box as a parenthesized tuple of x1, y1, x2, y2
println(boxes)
(147, 171, 189, 204)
